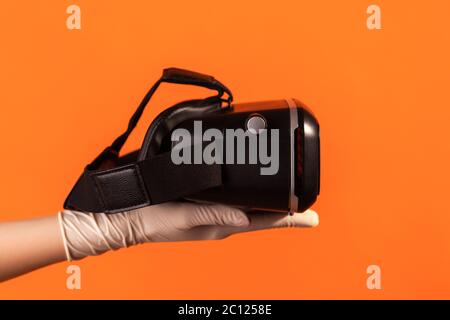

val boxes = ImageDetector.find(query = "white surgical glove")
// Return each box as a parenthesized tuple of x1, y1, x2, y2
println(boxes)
(58, 202, 319, 261)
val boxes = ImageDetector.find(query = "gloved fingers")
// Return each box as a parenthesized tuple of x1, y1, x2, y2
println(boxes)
(175, 210, 319, 241)
(248, 209, 319, 230)
(186, 204, 250, 228)
(220, 209, 319, 237)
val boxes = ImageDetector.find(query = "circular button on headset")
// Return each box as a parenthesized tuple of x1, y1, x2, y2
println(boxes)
(246, 114, 267, 134)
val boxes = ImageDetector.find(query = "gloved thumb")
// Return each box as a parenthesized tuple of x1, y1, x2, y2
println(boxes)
(188, 204, 250, 228)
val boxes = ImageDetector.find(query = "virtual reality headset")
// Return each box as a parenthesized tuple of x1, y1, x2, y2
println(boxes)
(64, 68, 320, 214)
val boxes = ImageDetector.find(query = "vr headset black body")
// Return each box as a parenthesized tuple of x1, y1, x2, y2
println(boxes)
(64, 68, 320, 214)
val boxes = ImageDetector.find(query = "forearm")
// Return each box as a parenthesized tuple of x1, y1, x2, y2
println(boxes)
(0, 215, 66, 282)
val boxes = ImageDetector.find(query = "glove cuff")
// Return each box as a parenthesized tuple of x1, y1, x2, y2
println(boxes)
(58, 209, 146, 260)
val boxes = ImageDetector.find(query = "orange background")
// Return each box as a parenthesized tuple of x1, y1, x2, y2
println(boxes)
(0, 0, 449, 299)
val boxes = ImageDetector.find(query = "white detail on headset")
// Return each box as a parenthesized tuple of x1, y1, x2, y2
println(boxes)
(287, 98, 299, 213)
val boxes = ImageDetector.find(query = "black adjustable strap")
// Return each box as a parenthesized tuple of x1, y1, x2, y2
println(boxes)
(64, 151, 223, 213)
(110, 68, 232, 154)
(64, 68, 230, 213)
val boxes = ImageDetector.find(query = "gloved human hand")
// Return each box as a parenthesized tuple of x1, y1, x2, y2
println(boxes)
(59, 202, 319, 261)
